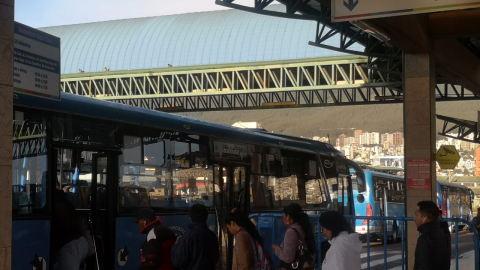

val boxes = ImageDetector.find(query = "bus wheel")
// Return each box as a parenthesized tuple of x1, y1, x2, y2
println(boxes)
(389, 223, 398, 244)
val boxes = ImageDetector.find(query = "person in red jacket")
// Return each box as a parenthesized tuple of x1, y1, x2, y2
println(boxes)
(135, 208, 176, 270)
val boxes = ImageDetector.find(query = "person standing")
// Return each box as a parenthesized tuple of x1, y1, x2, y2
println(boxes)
(413, 201, 450, 270)
(225, 208, 274, 270)
(135, 208, 176, 270)
(51, 190, 94, 270)
(171, 204, 219, 270)
(272, 203, 315, 270)
(318, 211, 362, 270)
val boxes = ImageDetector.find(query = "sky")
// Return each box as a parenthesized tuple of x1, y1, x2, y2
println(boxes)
(14, 0, 253, 28)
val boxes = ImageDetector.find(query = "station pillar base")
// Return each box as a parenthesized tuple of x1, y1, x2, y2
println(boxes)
(0, 1, 14, 269)
(404, 52, 437, 270)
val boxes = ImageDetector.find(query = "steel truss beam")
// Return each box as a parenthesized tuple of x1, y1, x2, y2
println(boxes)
(102, 85, 476, 112)
(215, 0, 402, 93)
(62, 57, 401, 98)
(437, 115, 480, 143)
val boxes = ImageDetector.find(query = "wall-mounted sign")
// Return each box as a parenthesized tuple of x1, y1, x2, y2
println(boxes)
(13, 22, 60, 100)
(407, 159, 431, 190)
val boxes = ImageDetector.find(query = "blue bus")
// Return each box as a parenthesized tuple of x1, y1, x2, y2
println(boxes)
(12, 92, 355, 270)
(351, 169, 405, 242)
(351, 166, 474, 241)
(437, 181, 474, 232)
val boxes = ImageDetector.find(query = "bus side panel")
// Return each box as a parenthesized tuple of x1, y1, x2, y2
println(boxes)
(114, 214, 216, 270)
(12, 219, 50, 269)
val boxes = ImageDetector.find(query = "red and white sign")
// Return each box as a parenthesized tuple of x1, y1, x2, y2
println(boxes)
(407, 159, 431, 190)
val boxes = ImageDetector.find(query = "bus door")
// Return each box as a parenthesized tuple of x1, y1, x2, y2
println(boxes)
(374, 180, 388, 235)
(214, 165, 247, 270)
(54, 148, 117, 270)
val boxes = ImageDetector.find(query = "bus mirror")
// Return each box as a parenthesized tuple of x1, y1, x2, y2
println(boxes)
(357, 194, 365, 203)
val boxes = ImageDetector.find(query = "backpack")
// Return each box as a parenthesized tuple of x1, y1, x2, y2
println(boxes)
(250, 237, 274, 270)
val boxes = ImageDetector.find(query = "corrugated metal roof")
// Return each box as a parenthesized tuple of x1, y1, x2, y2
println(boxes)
(39, 5, 362, 74)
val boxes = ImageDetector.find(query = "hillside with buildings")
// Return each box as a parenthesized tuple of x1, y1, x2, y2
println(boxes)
(181, 100, 480, 139)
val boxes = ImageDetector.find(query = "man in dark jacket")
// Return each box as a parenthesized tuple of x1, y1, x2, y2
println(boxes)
(135, 208, 176, 270)
(413, 201, 450, 270)
(171, 204, 219, 270)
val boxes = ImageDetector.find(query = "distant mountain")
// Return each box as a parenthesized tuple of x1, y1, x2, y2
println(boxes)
(177, 101, 480, 139)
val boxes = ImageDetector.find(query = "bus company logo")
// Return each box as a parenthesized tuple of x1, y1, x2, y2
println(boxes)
(324, 160, 334, 169)
(222, 147, 240, 156)
(169, 225, 186, 236)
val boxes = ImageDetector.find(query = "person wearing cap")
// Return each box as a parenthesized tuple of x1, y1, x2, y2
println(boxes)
(171, 204, 219, 270)
(135, 208, 176, 270)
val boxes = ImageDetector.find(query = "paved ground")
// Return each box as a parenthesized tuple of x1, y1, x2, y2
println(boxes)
(360, 231, 476, 270)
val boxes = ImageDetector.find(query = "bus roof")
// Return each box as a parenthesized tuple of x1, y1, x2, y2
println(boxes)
(368, 170, 404, 181)
(14, 92, 341, 157)
(437, 181, 472, 190)
(367, 166, 404, 171)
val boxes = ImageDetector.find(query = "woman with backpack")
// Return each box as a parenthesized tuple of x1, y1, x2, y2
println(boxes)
(225, 208, 274, 270)
(272, 203, 315, 270)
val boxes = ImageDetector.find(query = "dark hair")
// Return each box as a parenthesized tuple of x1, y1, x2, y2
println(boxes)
(225, 209, 264, 247)
(417, 201, 439, 222)
(283, 203, 316, 253)
(189, 204, 209, 223)
(319, 211, 353, 238)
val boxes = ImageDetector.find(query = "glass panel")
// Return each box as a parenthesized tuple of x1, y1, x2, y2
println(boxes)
(123, 136, 142, 164)
(171, 167, 214, 208)
(144, 139, 164, 166)
(12, 110, 48, 215)
(57, 149, 96, 209)
(233, 167, 246, 209)
(95, 157, 108, 210)
(265, 154, 275, 175)
(306, 179, 327, 206)
(12, 146, 48, 214)
(191, 143, 207, 168)
(174, 141, 190, 169)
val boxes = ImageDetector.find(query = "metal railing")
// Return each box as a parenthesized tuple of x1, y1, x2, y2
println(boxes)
(318, 216, 479, 270)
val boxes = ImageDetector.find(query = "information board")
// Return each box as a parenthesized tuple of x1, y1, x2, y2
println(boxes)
(13, 22, 61, 100)
(333, 0, 480, 22)
(407, 159, 431, 190)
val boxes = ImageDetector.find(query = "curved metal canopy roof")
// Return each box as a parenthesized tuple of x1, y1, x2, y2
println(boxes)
(39, 5, 362, 74)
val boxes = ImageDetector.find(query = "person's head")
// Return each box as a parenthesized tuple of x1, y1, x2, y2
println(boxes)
(319, 211, 353, 240)
(134, 208, 156, 231)
(283, 203, 316, 253)
(225, 208, 264, 247)
(477, 207, 480, 215)
(414, 201, 439, 228)
(189, 204, 208, 224)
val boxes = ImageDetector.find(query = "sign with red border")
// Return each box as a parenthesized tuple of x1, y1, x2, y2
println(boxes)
(407, 159, 431, 190)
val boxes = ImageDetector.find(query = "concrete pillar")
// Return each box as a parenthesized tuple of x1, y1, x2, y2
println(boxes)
(404, 53, 437, 269)
(0, 0, 14, 269)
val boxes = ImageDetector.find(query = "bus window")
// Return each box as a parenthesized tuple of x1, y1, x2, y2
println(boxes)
(305, 179, 328, 207)
(191, 143, 208, 168)
(265, 154, 276, 175)
(123, 136, 142, 164)
(12, 114, 48, 215)
(144, 138, 165, 166)
(173, 141, 190, 169)
(57, 149, 97, 210)
(171, 166, 214, 209)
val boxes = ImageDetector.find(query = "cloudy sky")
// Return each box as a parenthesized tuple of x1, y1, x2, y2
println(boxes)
(15, 0, 253, 28)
